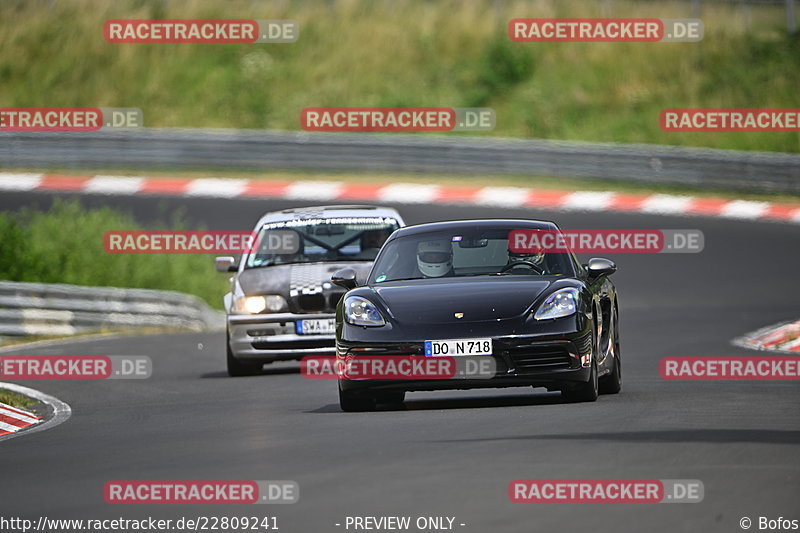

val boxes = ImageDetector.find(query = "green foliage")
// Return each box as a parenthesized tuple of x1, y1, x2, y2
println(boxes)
(459, 37, 535, 107)
(0, 0, 797, 151)
(0, 389, 36, 408)
(0, 200, 228, 308)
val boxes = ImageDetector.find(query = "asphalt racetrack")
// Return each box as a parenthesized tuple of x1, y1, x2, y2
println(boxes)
(1, 190, 798, 533)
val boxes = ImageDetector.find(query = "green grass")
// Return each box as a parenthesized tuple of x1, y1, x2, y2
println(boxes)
(0, 0, 798, 152)
(0, 389, 36, 409)
(0, 200, 229, 308)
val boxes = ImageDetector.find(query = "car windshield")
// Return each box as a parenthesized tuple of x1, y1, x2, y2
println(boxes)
(245, 216, 400, 268)
(369, 228, 576, 282)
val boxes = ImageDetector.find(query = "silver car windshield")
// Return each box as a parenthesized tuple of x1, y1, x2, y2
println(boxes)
(245, 217, 400, 268)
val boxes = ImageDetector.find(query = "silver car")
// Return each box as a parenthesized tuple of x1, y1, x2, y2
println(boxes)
(216, 205, 404, 376)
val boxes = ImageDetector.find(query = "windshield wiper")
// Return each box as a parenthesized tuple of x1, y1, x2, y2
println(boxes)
(373, 276, 424, 283)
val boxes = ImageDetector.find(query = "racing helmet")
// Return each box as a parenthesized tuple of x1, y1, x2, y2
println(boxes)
(417, 240, 453, 278)
(508, 250, 545, 266)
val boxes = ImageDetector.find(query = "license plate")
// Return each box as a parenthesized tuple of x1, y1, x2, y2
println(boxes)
(424, 338, 493, 356)
(296, 319, 336, 335)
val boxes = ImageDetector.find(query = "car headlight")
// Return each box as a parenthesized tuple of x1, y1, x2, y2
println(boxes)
(234, 295, 288, 314)
(533, 288, 580, 320)
(344, 296, 386, 326)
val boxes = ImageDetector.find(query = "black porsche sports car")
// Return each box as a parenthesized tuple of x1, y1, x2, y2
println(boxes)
(331, 219, 621, 411)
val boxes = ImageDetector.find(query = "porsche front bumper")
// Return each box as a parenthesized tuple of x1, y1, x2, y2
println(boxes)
(337, 330, 594, 394)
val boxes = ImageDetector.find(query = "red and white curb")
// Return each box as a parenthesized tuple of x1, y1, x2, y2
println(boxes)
(733, 320, 800, 354)
(2, 173, 799, 223)
(0, 401, 41, 436)
(0, 382, 72, 442)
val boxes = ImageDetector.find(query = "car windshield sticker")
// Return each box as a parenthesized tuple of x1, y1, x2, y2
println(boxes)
(261, 217, 397, 230)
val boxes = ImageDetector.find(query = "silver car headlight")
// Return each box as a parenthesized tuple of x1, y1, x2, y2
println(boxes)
(344, 296, 386, 326)
(234, 295, 288, 314)
(533, 288, 580, 320)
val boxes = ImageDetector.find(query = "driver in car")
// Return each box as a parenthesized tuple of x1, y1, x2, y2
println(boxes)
(416, 240, 454, 278)
(269, 230, 304, 265)
(506, 249, 546, 271)
(355, 228, 392, 260)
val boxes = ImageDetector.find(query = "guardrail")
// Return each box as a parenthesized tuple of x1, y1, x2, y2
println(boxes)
(0, 281, 223, 338)
(1, 128, 799, 194)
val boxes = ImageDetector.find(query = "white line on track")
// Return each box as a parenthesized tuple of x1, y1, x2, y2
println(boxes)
(378, 183, 440, 203)
(640, 194, 694, 215)
(284, 180, 343, 200)
(0, 405, 40, 425)
(719, 200, 770, 219)
(186, 178, 249, 197)
(561, 191, 616, 211)
(0, 173, 43, 191)
(0, 383, 72, 443)
(85, 176, 145, 194)
(473, 187, 531, 207)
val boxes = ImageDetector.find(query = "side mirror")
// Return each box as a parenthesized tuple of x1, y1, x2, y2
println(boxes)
(586, 257, 617, 281)
(215, 256, 238, 273)
(331, 268, 358, 290)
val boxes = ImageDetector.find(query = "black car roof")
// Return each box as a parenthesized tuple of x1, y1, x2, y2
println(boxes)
(387, 219, 559, 240)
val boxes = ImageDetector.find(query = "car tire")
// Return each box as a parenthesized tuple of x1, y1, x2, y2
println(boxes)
(563, 315, 600, 403)
(338, 384, 377, 412)
(599, 354, 621, 395)
(562, 358, 599, 403)
(226, 331, 262, 377)
(599, 307, 622, 395)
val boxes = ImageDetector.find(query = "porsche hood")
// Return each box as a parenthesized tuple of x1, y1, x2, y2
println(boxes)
(370, 278, 553, 325)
